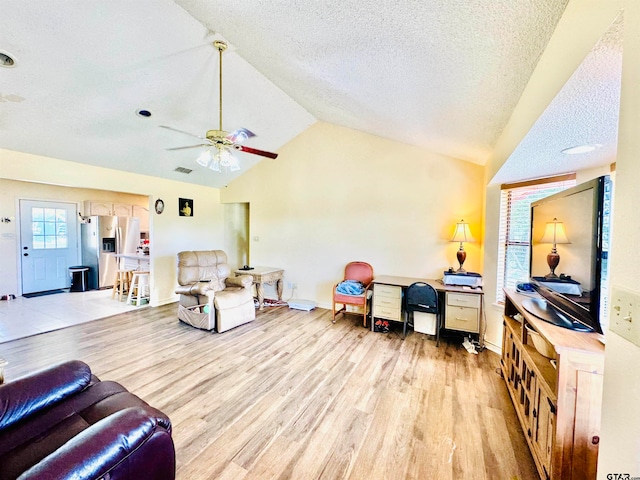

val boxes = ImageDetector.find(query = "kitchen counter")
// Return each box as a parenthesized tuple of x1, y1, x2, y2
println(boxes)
(113, 253, 150, 270)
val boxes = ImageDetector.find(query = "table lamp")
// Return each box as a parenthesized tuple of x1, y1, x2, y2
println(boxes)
(539, 217, 570, 279)
(451, 219, 475, 273)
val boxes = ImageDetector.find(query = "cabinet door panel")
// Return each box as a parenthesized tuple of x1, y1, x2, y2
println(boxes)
(112, 203, 132, 216)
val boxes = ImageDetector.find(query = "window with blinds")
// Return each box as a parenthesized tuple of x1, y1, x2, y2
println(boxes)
(496, 175, 576, 303)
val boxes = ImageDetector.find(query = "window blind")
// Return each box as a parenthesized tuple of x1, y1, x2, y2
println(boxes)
(496, 175, 576, 303)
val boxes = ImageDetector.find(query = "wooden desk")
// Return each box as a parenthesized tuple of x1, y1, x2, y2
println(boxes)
(371, 275, 484, 345)
(235, 266, 284, 310)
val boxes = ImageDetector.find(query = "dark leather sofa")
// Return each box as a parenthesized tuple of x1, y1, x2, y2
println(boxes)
(0, 360, 175, 480)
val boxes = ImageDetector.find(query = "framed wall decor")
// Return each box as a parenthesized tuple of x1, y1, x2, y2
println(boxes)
(179, 198, 193, 217)
(155, 198, 165, 214)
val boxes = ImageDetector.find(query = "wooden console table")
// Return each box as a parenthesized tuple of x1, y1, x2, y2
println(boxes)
(501, 289, 604, 479)
(235, 266, 284, 310)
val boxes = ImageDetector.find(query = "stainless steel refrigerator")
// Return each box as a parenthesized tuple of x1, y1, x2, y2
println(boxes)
(81, 216, 140, 289)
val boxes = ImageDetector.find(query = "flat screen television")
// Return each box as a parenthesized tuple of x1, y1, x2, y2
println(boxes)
(523, 175, 611, 334)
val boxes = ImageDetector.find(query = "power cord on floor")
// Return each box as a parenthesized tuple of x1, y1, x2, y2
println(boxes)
(284, 285, 297, 302)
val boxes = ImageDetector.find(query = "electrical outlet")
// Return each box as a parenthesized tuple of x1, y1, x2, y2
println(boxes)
(610, 286, 640, 347)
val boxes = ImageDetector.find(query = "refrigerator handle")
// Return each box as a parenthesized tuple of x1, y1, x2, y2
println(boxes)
(116, 226, 122, 255)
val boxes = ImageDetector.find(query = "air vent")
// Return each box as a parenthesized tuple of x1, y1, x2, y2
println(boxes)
(174, 166, 193, 174)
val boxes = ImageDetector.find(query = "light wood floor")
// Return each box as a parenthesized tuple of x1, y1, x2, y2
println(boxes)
(1, 304, 538, 480)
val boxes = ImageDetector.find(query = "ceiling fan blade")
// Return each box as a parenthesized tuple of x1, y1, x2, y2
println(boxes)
(237, 145, 278, 159)
(166, 144, 210, 151)
(226, 128, 256, 143)
(159, 125, 207, 141)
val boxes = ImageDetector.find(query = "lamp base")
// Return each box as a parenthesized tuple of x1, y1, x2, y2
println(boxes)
(456, 250, 467, 273)
(546, 251, 560, 279)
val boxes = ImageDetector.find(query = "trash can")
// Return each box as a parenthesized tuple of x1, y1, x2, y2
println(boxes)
(69, 266, 90, 292)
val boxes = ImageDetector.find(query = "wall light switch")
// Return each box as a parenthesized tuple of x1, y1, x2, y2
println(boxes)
(610, 286, 640, 347)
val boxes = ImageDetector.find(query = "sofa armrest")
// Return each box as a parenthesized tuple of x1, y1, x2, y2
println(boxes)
(18, 406, 174, 480)
(0, 360, 91, 431)
(226, 274, 253, 289)
(175, 282, 215, 297)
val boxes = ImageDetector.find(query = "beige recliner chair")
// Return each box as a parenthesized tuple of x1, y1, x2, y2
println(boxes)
(175, 250, 255, 332)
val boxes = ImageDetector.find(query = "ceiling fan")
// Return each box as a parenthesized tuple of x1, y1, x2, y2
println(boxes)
(160, 40, 278, 172)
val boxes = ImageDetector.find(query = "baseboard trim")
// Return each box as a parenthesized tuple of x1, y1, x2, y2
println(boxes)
(483, 340, 501, 355)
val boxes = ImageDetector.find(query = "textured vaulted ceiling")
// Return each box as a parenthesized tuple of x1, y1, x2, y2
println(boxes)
(0, 1, 620, 188)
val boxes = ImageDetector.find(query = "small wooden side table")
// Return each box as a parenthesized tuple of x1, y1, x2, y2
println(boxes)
(235, 266, 284, 310)
(0, 357, 8, 384)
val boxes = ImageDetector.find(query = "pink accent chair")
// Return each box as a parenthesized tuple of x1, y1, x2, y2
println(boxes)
(332, 261, 374, 327)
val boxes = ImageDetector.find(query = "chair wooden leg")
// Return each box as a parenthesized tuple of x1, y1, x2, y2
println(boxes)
(332, 302, 346, 324)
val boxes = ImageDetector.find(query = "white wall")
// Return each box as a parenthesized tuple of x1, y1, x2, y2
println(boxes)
(0, 149, 224, 306)
(598, 2, 640, 476)
(222, 121, 485, 307)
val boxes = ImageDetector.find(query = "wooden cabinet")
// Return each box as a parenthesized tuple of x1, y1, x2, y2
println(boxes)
(84, 201, 132, 217)
(132, 205, 149, 232)
(112, 203, 132, 216)
(372, 284, 402, 322)
(444, 292, 480, 333)
(501, 290, 604, 480)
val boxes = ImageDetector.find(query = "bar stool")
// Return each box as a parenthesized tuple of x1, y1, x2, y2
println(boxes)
(112, 269, 134, 301)
(127, 271, 150, 306)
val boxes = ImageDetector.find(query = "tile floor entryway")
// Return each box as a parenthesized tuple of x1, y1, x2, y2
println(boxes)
(0, 289, 144, 343)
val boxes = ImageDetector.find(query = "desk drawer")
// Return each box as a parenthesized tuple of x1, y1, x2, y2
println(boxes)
(373, 304, 401, 321)
(445, 306, 479, 333)
(373, 295, 401, 309)
(374, 284, 402, 299)
(447, 292, 481, 309)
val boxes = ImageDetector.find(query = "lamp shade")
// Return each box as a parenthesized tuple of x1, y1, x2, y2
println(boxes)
(451, 220, 475, 243)
(539, 218, 570, 245)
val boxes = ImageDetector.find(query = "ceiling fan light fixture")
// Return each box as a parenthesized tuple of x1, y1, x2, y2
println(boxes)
(213, 147, 240, 171)
(209, 157, 221, 172)
(196, 149, 212, 167)
(217, 148, 234, 167)
(229, 159, 241, 172)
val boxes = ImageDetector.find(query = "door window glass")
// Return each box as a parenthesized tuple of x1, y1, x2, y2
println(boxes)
(31, 208, 68, 249)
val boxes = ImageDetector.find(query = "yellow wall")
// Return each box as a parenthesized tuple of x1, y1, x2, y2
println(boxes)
(0, 149, 225, 305)
(222, 121, 484, 308)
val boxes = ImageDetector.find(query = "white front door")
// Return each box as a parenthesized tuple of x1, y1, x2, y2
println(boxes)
(19, 200, 79, 294)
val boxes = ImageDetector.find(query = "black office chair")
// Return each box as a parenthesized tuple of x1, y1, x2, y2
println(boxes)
(405, 282, 439, 343)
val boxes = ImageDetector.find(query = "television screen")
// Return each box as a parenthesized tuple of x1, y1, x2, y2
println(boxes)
(527, 176, 611, 334)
